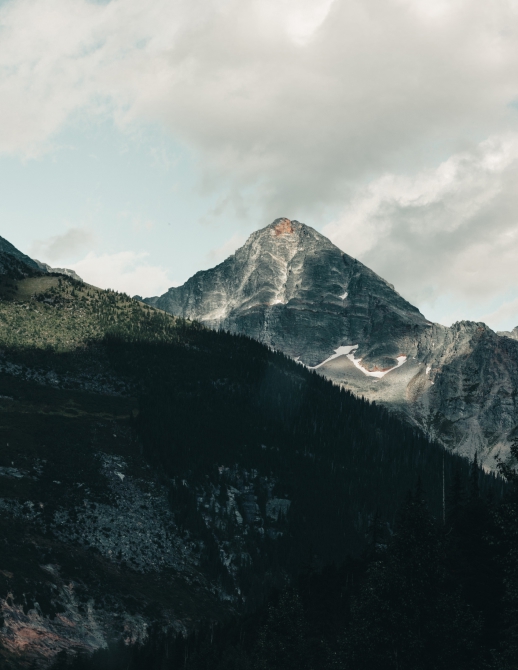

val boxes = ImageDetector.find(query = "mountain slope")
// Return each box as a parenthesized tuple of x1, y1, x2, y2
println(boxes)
(0, 257, 502, 668)
(0, 236, 40, 272)
(498, 326, 518, 341)
(146, 218, 430, 368)
(144, 218, 518, 468)
(0, 234, 81, 282)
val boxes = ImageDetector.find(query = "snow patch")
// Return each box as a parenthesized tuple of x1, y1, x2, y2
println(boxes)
(309, 345, 407, 378)
(308, 345, 359, 369)
(426, 366, 431, 375)
(347, 352, 407, 378)
(339, 291, 348, 300)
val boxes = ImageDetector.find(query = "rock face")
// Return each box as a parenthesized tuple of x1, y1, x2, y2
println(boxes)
(145, 218, 518, 468)
(145, 218, 430, 367)
(32, 260, 83, 282)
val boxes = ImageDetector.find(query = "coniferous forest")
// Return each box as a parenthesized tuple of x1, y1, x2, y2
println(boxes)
(51, 444, 518, 670)
(52, 305, 516, 669)
(0, 274, 514, 669)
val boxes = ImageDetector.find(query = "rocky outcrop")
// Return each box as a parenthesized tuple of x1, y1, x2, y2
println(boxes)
(33, 260, 83, 282)
(145, 218, 518, 468)
(498, 326, 518, 341)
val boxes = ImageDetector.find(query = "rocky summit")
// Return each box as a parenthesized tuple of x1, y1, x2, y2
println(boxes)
(145, 218, 518, 468)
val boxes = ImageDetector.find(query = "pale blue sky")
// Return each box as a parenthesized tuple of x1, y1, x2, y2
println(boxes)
(2, 0, 518, 331)
(0, 118, 261, 293)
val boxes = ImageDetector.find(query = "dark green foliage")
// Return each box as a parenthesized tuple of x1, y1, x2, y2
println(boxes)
(51, 471, 518, 670)
(103, 323, 503, 591)
(341, 485, 482, 670)
(254, 589, 312, 670)
(0, 270, 513, 669)
(491, 439, 518, 669)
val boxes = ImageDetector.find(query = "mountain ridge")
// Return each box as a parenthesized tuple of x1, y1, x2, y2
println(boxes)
(144, 218, 518, 468)
(0, 234, 82, 282)
(0, 231, 506, 667)
(145, 218, 430, 368)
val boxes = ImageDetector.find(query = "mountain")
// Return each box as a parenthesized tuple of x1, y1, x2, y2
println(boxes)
(0, 236, 41, 272)
(144, 218, 518, 468)
(0, 235, 82, 282)
(0, 239, 502, 668)
(31, 260, 82, 282)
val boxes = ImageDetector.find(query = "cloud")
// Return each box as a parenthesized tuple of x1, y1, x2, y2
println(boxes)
(481, 297, 518, 333)
(4, 0, 518, 328)
(69, 250, 175, 297)
(30, 228, 97, 263)
(323, 134, 518, 329)
(2, 0, 518, 217)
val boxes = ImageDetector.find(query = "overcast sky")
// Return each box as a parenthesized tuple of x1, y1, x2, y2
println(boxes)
(1, 0, 518, 330)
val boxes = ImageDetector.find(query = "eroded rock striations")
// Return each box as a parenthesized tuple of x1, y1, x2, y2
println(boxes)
(145, 218, 518, 468)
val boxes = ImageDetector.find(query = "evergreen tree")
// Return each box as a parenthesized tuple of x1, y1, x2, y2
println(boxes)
(254, 589, 312, 670)
(341, 485, 481, 670)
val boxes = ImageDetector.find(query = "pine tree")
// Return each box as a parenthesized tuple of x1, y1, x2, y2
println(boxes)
(254, 589, 311, 670)
(341, 484, 481, 670)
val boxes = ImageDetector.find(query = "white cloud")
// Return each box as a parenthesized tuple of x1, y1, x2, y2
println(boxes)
(69, 250, 175, 297)
(324, 134, 518, 329)
(30, 228, 97, 263)
(3, 0, 518, 326)
(481, 298, 518, 333)
(2, 0, 518, 216)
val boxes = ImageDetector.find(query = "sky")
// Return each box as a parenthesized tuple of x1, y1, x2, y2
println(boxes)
(1, 0, 518, 330)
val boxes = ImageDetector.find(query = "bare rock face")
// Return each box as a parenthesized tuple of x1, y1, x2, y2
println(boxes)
(146, 219, 429, 367)
(32, 260, 83, 282)
(145, 218, 518, 468)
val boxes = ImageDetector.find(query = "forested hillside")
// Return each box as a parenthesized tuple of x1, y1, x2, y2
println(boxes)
(0, 270, 506, 668)
(51, 448, 518, 670)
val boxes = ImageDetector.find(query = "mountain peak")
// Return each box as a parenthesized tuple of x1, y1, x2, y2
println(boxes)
(271, 217, 295, 236)
(144, 217, 426, 362)
(143, 217, 518, 467)
(0, 234, 40, 271)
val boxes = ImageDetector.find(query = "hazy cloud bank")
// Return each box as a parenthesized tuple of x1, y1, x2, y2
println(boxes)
(325, 135, 518, 330)
(2, 0, 518, 211)
(30, 228, 97, 263)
